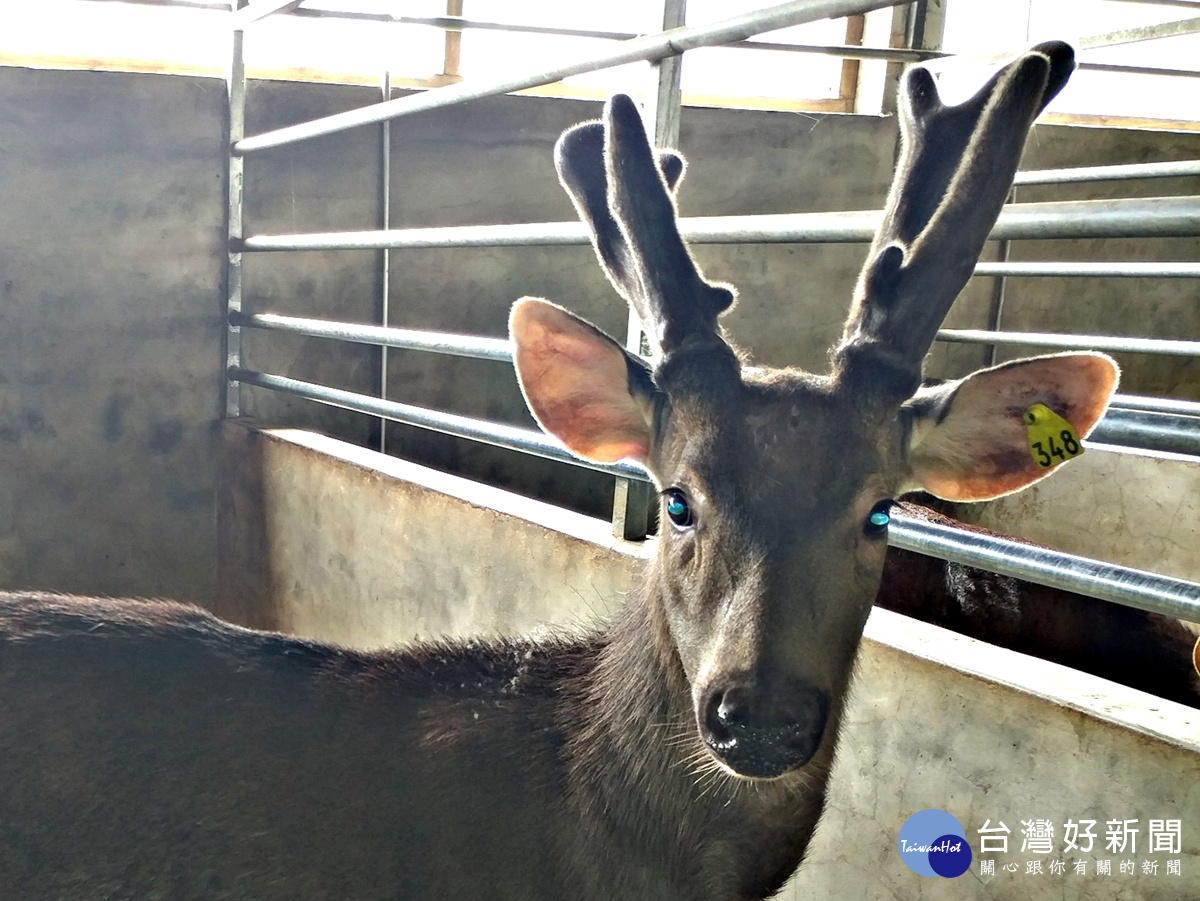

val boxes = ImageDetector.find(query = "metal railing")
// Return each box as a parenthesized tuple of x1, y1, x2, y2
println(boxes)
(232, 0, 901, 154)
(238, 196, 1200, 251)
(231, 366, 647, 481)
(224, 0, 1200, 625)
(888, 511, 1200, 625)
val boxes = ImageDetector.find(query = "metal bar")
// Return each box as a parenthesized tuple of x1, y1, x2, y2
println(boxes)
(79, 0, 230, 9)
(378, 67, 392, 455)
(985, 185, 1015, 367)
(244, 221, 589, 250)
(230, 311, 514, 361)
(1015, 159, 1200, 186)
(1109, 392, 1200, 417)
(1077, 15, 1200, 50)
(982, 196, 1200, 240)
(645, 0, 687, 150)
(611, 0, 686, 544)
(973, 262, 1200, 278)
(233, 0, 903, 153)
(906, 0, 945, 53)
(270, 0, 1200, 69)
(226, 315, 1200, 422)
(935, 329, 1200, 357)
(442, 0, 464, 80)
(231, 367, 651, 482)
(887, 509, 1200, 623)
(1076, 61, 1200, 79)
(224, 9, 247, 418)
(1106, 0, 1200, 9)
(237, 314, 1200, 458)
(713, 39, 936, 60)
(241, 196, 1200, 251)
(231, 0, 305, 29)
(234, 310, 1200, 457)
(284, 8, 941, 61)
(984, 240, 1011, 368)
(75, 0, 1200, 75)
(1089, 408, 1200, 457)
(878, 3, 911, 115)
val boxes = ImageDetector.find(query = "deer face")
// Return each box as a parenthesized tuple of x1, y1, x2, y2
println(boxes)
(647, 371, 903, 777)
(512, 42, 1117, 780)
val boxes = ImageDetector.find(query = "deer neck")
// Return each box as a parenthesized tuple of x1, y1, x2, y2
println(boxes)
(561, 572, 838, 898)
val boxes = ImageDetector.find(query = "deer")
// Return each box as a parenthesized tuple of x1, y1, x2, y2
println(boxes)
(0, 41, 1114, 900)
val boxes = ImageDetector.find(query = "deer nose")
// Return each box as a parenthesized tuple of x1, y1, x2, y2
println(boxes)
(701, 681, 830, 779)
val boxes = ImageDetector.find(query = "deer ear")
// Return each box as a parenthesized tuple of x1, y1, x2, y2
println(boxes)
(904, 353, 1118, 501)
(510, 298, 656, 465)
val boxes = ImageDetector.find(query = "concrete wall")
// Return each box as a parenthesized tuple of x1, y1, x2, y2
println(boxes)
(964, 445, 1200, 587)
(218, 425, 1199, 900)
(218, 422, 645, 644)
(0, 67, 226, 603)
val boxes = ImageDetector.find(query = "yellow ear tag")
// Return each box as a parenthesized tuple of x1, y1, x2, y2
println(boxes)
(1024, 402, 1084, 470)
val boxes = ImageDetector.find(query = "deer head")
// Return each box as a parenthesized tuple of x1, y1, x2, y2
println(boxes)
(511, 41, 1116, 780)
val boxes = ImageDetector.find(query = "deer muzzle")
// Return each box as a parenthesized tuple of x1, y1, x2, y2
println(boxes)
(699, 679, 831, 779)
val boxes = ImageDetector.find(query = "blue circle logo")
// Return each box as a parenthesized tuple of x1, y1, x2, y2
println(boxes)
(897, 809, 972, 878)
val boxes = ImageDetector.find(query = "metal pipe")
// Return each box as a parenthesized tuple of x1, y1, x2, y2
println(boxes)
(244, 221, 590, 251)
(378, 67, 393, 455)
(887, 509, 1200, 623)
(935, 329, 1200, 357)
(224, 11, 247, 419)
(983, 196, 1200, 240)
(230, 311, 514, 361)
(233, 0, 903, 153)
(1076, 61, 1200, 79)
(231, 367, 651, 482)
(1090, 408, 1200, 457)
(235, 310, 1200, 454)
(1077, 15, 1200, 50)
(972, 262, 1200, 278)
(985, 186, 1015, 367)
(241, 196, 1200, 251)
(1110, 0, 1200, 10)
(285, 10, 940, 63)
(231, 313, 1200, 417)
(611, 0, 687, 544)
(80, 0, 230, 9)
(1109, 392, 1200, 418)
(233, 310, 1200, 458)
(1014, 159, 1200, 186)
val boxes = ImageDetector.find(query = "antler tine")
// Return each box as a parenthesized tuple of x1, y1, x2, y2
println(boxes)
(556, 94, 733, 358)
(555, 120, 641, 321)
(835, 41, 1075, 398)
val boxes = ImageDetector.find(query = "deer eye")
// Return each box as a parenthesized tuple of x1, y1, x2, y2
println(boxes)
(663, 488, 694, 530)
(864, 500, 893, 538)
